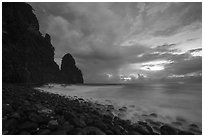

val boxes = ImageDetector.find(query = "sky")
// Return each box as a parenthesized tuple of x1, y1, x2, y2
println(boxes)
(30, 2, 202, 83)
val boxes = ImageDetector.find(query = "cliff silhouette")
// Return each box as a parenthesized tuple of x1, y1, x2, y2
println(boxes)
(2, 2, 83, 84)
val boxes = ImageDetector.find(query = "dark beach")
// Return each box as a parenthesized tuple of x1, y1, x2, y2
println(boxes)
(2, 84, 201, 135)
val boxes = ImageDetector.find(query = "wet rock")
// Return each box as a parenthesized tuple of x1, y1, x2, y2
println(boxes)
(107, 105, 114, 110)
(132, 123, 152, 135)
(82, 114, 94, 125)
(92, 120, 108, 131)
(102, 114, 113, 124)
(69, 128, 83, 135)
(37, 129, 51, 135)
(19, 121, 38, 130)
(10, 112, 21, 119)
(50, 130, 67, 135)
(128, 131, 142, 135)
(39, 124, 48, 129)
(79, 126, 106, 135)
(119, 106, 127, 112)
(149, 113, 157, 117)
(189, 123, 199, 128)
(152, 126, 160, 133)
(54, 107, 64, 115)
(189, 127, 202, 134)
(152, 132, 160, 135)
(60, 121, 74, 133)
(48, 120, 59, 130)
(64, 111, 76, 121)
(160, 124, 178, 135)
(56, 115, 65, 125)
(3, 104, 14, 114)
(74, 118, 86, 127)
(3, 118, 18, 130)
(38, 115, 50, 125)
(178, 130, 194, 135)
(2, 130, 9, 135)
(19, 131, 31, 135)
(146, 119, 161, 127)
(35, 104, 53, 114)
(105, 130, 114, 135)
(65, 112, 86, 127)
(29, 112, 43, 123)
(78, 98, 84, 101)
(138, 121, 153, 134)
(111, 126, 121, 135)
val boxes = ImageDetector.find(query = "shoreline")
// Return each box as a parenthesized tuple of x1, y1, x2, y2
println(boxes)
(2, 84, 201, 135)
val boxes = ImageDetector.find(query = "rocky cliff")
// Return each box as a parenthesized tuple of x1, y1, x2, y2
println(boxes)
(2, 2, 83, 84)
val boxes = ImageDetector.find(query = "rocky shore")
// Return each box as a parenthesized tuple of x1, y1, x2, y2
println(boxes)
(2, 84, 200, 135)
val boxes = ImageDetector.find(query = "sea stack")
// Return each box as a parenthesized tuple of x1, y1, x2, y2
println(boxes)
(60, 53, 84, 84)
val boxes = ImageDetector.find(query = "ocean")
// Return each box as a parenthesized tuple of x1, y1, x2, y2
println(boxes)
(36, 82, 202, 131)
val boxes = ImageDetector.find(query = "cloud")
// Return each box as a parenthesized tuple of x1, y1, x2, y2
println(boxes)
(152, 3, 202, 37)
(30, 2, 202, 83)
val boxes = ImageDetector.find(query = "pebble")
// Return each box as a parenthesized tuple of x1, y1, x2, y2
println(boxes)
(3, 104, 14, 114)
(19, 131, 31, 135)
(189, 123, 199, 128)
(19, 121, 38, 130)
(105, 130, 114, 135)
(61, 121, 74, 132)
(178, 130, 194, 135)
(37, 129, 51, 135)
(3, 118, 18, 130)
(92, 120, 108, 131)
(48, 120, 59, 130)
(160, 124, 178, 135)
(50, 130, 67, 135)
(79, 126, 106, 135)
(149, 113, 157, 117)
(132, 123, 152, 135)
(10, 112, 21, 119)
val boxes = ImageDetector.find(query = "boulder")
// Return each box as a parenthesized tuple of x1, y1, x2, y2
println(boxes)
(19, 131, 31, 135)
(92, 120, 108, 131)
(3, 104, 14, 114)
(78, 126, 106, 135)
(132, 122, 153, 135)
(178, 130, 194, 135)
(37, 129, 51, 135)
(29, 112, 43, 123)
(50, 130, 67, 135)
(60, 121, 74, 133)
(3, 118, 18, 130)
(19, 121, 38, 130)
(160, 124, 178, 135)
(10, 112, 21, 119)
(48, 120, 59, 130)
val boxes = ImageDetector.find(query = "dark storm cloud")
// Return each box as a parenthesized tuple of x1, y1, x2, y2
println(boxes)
(30, 2, 202, 83)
